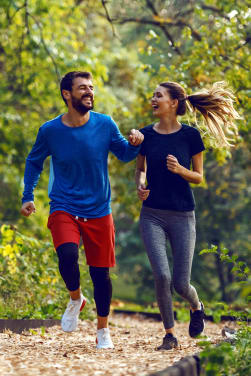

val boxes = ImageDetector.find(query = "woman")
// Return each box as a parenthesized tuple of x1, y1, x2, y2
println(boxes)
(136, 81, 240, 350)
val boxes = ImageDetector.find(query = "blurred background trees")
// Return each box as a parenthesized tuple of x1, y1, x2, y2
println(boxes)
(0, 0, 250, 308)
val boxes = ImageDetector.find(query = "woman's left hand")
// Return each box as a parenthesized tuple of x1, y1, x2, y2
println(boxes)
(166, 154, 182, 174)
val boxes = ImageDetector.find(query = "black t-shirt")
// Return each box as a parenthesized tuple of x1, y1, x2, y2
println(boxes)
(139, 123, 205, 211)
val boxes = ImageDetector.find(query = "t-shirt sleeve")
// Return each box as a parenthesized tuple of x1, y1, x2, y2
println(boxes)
(189, 128, 205, 156)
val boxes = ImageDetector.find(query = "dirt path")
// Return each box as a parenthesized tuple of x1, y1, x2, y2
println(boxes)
(0, 313, 231, 376)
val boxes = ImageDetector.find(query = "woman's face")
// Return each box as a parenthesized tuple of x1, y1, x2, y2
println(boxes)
(151, 85, 177, 118)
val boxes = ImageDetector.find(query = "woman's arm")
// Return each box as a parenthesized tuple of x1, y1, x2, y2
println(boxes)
(166, 152, 203, 184)
(135, 154, 150, 200)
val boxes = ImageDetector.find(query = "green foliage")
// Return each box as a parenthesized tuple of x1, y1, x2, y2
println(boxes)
(200, 326, 251, 376)
(205, 302, 230, 324)
(175, 307, 190, 322)
(199, 243, 251, 375)
(0, 224, 94, 319)
(199, 245, 250, 283)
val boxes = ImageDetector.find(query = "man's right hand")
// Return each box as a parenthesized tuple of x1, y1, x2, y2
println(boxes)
(137, 184, 150, 201)
(20, 201, 36, 217)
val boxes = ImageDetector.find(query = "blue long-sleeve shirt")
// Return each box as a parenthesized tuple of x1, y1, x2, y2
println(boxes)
(22, 111, 140, 217)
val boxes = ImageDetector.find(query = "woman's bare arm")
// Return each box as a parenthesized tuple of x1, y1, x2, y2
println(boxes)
(166, 152, 203, 184)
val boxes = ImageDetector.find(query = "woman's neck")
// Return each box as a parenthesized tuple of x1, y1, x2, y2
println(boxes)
(154, 116, 181, 134)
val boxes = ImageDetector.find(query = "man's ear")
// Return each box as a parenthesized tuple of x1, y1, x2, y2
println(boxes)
(62, 89, 71, 102)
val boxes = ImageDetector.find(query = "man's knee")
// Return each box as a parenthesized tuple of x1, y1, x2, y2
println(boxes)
(89, 266, 110, 285)
(56, 242, 79, 265)
(89, 266, 112, 317)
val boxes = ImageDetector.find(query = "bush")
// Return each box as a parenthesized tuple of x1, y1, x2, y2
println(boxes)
(199, 245, 250, 375)
(200, 325, 251, 376)
(0, 224, 94, 319)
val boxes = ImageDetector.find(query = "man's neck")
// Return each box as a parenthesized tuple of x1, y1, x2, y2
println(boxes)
(61, 110, 90, 128)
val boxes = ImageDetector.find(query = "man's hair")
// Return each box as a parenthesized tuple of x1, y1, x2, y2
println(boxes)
(60, 71, 93, 104)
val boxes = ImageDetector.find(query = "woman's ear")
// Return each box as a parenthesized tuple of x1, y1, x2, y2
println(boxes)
(172, 98, 178, 109)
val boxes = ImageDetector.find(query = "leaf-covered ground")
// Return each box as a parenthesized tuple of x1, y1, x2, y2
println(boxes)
(0, 313, 232, 376)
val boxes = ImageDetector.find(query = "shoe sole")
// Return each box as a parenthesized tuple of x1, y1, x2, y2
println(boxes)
(157, 344, 178, 351)
(96, 335, 114, 349)
(96, 346, 114, 349)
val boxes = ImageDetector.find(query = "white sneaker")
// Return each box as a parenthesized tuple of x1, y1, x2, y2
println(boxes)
(61, 294, 86, 332)
(96, 328, 114, 349)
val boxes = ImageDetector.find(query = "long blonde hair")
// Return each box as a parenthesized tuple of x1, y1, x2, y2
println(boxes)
(160, 81, 241, 147)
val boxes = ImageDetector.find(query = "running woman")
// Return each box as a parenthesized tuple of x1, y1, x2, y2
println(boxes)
(136, 81, 240, 350)
(21, 71, 144, 349)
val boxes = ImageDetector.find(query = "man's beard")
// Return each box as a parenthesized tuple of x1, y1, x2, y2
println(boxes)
(71, 94, 94, 115)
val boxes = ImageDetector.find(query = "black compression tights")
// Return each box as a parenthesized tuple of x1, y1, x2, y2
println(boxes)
(56, 242, 112, 317)
(89, 265, 112, 317)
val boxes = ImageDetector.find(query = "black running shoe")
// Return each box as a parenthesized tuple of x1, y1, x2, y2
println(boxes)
(189, 301, 205, 338)
(156, 333, 178, 350)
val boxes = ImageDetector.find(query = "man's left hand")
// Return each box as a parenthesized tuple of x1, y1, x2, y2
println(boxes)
(128, 129, 144, 146)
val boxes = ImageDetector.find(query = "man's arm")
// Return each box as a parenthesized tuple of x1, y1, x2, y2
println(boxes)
(128, 129, 144, 147)
(21, 201, 36, 217)
(21, 127, 50, 216)
(109, 120, 144, 162)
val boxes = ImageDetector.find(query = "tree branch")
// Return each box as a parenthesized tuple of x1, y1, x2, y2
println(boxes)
(101, 0, 119, 38)
(201, 4, 230, 21)
(24, 0, 30, 36)
(6, 2, 26, 24)
(111, 16, 201, 41)
(145, 0, 182, 55)
(235, 36, 251, 50)
(27, 12, 61, 82)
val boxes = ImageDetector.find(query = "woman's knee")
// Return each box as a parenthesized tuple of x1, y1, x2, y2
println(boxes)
(173, 279, 189, 297)
(155, 273, 172, 289)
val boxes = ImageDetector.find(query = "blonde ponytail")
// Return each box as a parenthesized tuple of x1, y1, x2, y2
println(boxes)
(187, 82, 241, 147)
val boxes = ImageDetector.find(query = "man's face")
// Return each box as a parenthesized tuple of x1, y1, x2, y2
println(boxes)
(67, 77, 94, 114)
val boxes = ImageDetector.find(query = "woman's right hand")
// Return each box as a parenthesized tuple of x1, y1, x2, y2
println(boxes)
(137, 184, 150, 201)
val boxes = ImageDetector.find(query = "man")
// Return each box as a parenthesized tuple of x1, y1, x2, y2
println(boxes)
(21, 71, 143, 349)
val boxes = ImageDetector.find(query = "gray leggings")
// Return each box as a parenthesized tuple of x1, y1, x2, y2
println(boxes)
(140, 206, 200, 329)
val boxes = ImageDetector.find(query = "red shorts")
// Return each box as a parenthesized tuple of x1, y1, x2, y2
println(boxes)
(47, 211, 115, 267)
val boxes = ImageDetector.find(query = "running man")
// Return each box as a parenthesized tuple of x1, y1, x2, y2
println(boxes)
(21, 71, 144, 349)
